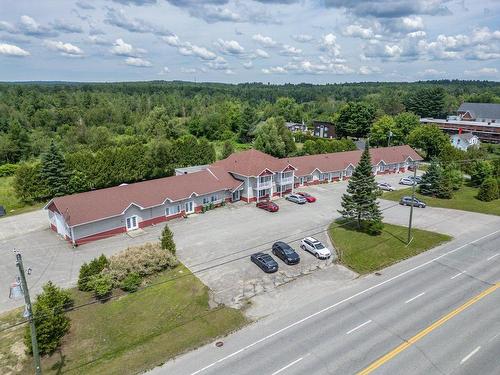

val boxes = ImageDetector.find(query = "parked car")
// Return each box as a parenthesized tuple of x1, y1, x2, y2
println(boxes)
(250, 252, 279, 273)
(409, 175, 423, 184)
(256, 199, 279, 212)
(300, 237, 332, 259)
(296, 192, 316, 202)
(377, 182, 395, 191)
(399, 177, 416, 186)
(272, 241, 300, 265)
(285, 193, 307, 204)
(0, 205, 5, 217)
(399, 196, 426, 208)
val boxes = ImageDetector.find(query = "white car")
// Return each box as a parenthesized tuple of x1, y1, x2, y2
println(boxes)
(377, 182, 395, 191)
(399, 177, 416, 186)
(300, 237, 332, 259)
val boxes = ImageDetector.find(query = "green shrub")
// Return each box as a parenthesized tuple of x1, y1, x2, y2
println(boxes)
(25, 281, 73, 355)
(477, 177, 499, 202)
(0, 163, 18, 177)
(88, 273, 113, 300)
(120, 272, 142, 292)
(469, 160, 493, 186)
(78, 254, 109, 291)
(106, 242, 178, 282)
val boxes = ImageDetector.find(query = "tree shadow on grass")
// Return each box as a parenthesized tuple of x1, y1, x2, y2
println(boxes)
(332, 218, 406, 245)
(51, 348, 67, 375)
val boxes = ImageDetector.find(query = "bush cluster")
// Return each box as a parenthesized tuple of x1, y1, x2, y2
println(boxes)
(78, 254, 109, 291)
(477, 177, 499, 202)
(0, 163, 18, 177)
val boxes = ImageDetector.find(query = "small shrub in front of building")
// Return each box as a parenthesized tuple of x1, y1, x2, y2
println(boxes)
(120, 272, 141, 293)
(106, 242, 178, 282)
(160, 224, 176, 255)
(78, 254, 109, 291)
(88, 273, 114, 300)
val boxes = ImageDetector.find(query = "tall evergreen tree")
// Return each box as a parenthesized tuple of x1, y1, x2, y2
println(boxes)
(221, 140, 234, 159)
(339, 143, 383, 229)
(419, 158, 442, 196)
(41, 141, 70, 197)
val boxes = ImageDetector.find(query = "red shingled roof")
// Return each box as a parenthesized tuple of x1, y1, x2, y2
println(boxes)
(49, 169, 240, 226)
(287, 145, 422, 176)
(211, 149, 294, 176)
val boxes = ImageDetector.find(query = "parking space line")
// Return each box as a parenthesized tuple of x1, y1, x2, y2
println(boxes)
(346, 320, 372, 335)
(487, 253, 499, 261)
(460, 346, 481, 364)
(405, 292, 425, 304)
(450, 272, 464, 279)
(271, 355, 308, 375)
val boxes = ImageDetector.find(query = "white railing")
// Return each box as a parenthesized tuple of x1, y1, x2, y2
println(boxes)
(278, 177, 294, 185)
(257, 180, 273, 189)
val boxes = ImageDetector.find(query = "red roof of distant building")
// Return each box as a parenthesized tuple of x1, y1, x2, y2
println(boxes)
(211, 149, 295, 176)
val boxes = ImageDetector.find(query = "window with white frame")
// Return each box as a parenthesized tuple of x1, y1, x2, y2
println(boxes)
(211, 194, 218, 202)
(259, 189, 268, 197)
(202, 197, 210, 204)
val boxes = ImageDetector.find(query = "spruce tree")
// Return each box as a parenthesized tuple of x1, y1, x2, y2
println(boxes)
(41, 141, 70, 197)
(161, 224, 176, 255)
(419, 158, 442, 196)
(339, 143, 383, 230)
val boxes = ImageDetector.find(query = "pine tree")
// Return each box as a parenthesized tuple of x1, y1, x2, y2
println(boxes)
(41, 141, 70, 197)
(419, 158, 442, 196)
(161, 224, 176, 255)
(339, 143, 383, 230)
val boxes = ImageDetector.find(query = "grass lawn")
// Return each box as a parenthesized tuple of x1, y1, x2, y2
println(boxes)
(329, 221, 452, 274)
(382, 185, 500, 216)
(0, 176, 45, 217)
(0, 265, 247, 375)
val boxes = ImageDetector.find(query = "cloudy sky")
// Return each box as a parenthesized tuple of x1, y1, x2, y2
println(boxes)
(0, 0, 499, 83)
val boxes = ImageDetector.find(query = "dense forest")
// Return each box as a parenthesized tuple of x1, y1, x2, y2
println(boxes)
(0, 80, 499, 204)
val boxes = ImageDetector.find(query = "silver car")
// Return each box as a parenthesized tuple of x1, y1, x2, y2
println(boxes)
(377, 182, 395, 191)
(286, 194, 307, 204)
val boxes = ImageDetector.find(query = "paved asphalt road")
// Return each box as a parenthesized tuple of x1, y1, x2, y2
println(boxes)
(151, 228, 500, 375)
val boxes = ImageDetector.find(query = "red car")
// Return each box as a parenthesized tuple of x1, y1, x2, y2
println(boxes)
(297, 192, 316, 203)
(256, 199, 279, 212)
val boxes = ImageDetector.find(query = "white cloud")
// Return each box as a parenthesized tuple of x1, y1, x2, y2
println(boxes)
(319, 33, 341, 57)
(163, 34, 217, 61)
(417, 68, 445, 76)
(343, 24, 374, 39)
(0, 43, 30, 57)
(291, 34, 313, 43)
(252, 34, 277, 47)
(243, 61, 253, 69)
(464, 67, 498, 76)
(359, 65, 382, 75)
(254, 48, 270, 58)
(215, 39, 245, 55)
(125, 57, 152, 67)
(400, 16, 424, 31)
(158, 66, 169, 75)
(43, 40, 84, 57)
(279, 44, 302, 56)
(262, 66, 287, 74)
(110, 38, 145, 57)
(206, 56, 229, 70)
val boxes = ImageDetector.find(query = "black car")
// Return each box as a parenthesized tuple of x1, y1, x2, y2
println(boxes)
(250, 252, 279, 273)
(272, 241, 300, 265)
(399, 196, 426, 208)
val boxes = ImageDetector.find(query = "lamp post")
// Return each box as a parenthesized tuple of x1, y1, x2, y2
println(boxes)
(10, 252, 42, 375)
(407, 162, 418, 245)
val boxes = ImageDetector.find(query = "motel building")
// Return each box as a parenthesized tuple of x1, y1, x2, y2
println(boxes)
(45, 145, 422, 245)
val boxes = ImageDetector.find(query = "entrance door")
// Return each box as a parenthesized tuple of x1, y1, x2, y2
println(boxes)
(126, 215, 138, 231)
(299, 177, 305, 186)
(185, 201, 194, 214)
(232, 190, 240, 202)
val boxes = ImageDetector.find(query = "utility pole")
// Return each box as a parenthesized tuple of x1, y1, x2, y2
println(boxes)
(388, 130, 393, 147)
(407, 162, 418, 245)
(15, 253, 42, 375)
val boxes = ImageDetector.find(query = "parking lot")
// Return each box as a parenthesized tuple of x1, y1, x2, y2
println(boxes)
(6, 170, 499, 313)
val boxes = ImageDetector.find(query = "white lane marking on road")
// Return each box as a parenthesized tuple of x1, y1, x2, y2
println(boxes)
(189, 228, 500, 375)
(487, 253, 499, 261)
(450, 272, 464, 279)
(460, 346, 481, 364)
(405, 292, 425, 304)
(271, 355, 308, 375)
(488, 331, 500, 343)
(346, 320, 372, 335)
